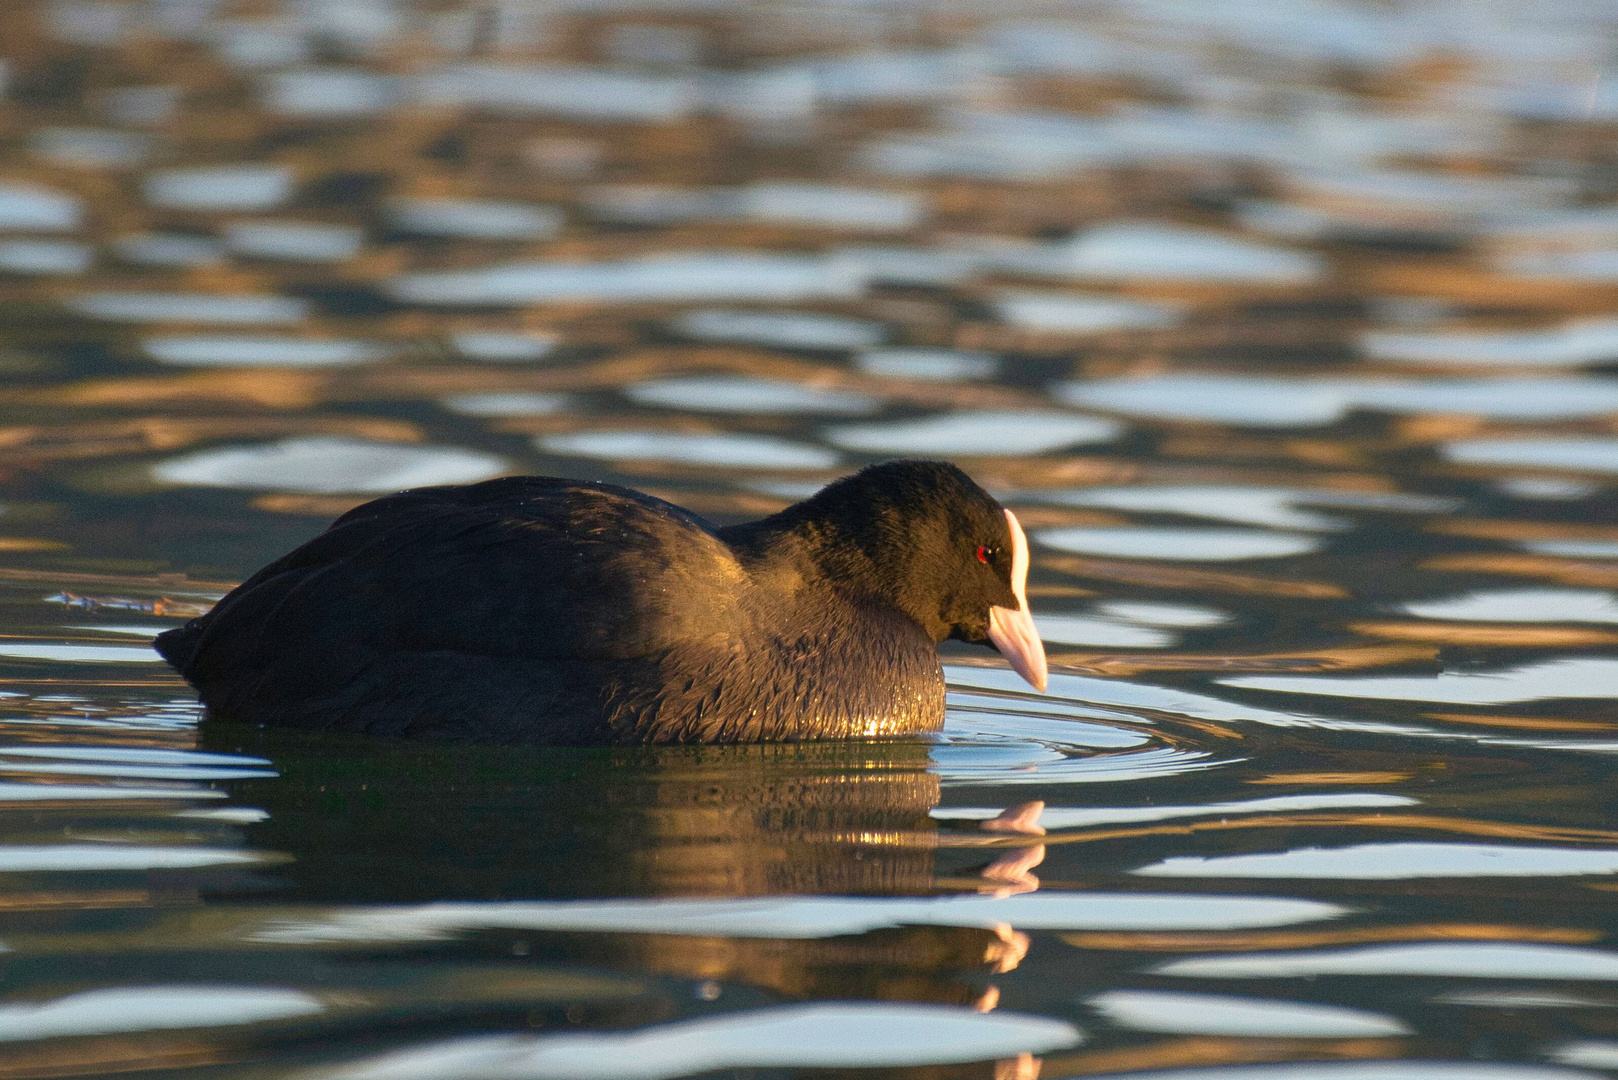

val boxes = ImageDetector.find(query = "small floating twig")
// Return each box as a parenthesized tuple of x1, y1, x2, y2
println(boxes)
(44, 592, 209, 618)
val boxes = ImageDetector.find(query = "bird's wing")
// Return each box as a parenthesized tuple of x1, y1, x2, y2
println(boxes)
(173, 479, 745, 703)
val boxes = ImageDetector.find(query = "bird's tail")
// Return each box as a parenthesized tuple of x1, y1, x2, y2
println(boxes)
(153, 623, 202, 675)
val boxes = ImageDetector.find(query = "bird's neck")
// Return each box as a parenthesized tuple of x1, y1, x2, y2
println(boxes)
(717, 512, 947, 642)
(717, 512, 844, 583)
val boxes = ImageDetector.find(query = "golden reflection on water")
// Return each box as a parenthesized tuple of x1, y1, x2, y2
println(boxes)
(1044, 643, 1436, 677)
(1351, 621, 1618, 647)
(1040, 1036, 1409, 1079)
(1061, 924, 1605, 953)
(1056, 813, 1618, 848)
(1422, 552, 1618, 588)
(1038, 555, 1349, 599)
(1039, 1035, 1410, 1079)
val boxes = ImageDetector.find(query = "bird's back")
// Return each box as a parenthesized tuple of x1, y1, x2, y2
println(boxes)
(161, 478, 745, 740)
(158, 476, 944, 743)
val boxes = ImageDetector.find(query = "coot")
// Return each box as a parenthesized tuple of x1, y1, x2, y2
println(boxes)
(157, 460, 1047, 743)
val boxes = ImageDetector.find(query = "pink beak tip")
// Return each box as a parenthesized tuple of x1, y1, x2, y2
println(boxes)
(987, 603, 1048, 694)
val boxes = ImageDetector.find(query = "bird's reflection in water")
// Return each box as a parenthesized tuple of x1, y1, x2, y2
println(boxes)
(975, 801, 1049, 898)
(207, 726, 1043, 1009)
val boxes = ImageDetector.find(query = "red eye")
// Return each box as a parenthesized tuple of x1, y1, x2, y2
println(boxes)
(976, 545, 991, 564)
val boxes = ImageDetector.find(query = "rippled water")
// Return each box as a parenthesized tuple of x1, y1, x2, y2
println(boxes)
(7, 1, 1618, 1077)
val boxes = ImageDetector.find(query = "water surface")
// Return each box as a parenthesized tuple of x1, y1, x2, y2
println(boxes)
(3, 1, 1618, 1077)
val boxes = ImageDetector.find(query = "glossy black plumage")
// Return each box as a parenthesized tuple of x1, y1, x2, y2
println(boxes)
(157, 460, 1044, 744)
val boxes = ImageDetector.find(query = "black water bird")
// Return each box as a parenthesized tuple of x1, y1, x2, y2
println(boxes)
(157, 460, 1047, 743)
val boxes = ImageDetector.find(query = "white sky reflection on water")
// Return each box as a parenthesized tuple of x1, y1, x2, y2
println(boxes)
(1060, 375, 1352, 426)
(625, 376, 881, 415)
(1401, 588, 1618, 623)
(1060, 375, 1618, 426)
(319, 1003, 1080, 1080)
(943, 690, 1150, 726)
(1035, 612, 1175, 648)
(31, 126, 151, 169)
(1484, 206, 1618, 250)
(1031, 601, 1227, 648)
(825, 411, 1121, 455)
(991, 289, 1184, 332)
(1038, 485, 1454, 531)
(1035, 526, 1321, 561)
(1362, 317, 1618, 367)
(263, 68, 396, 118)
(0, 643, 164, 663)
(1049, 221, 1326, 283)
(933, 793, 1415, 829)
(1155, 942, 1618, 981)
(948, 666, 1318, 727)
(0, 845, 270, 871)
(1525, 539, 1618, 558)
(855, 348, 997, 380)
(1076, 1064, 1599, 1080)
(1352, 379, 1618, 418)
(1438, 990, 1618, 1009)
(1086, 989, 1409, 1037)
(1552, 1044, 1618, 1070)
(738, 182, 927, 231)
(141, 336, 390, 367)
(153, 437, 509, 493)
(0, 758, 274, 781)
(832, 246, 977, 286)
(390, 252, 865, 306)
(175, 807, 270, 822)
(384, 198, 563, 241)
(66, 627, 206, 641)
(669, 308, 886, 350)
(1444, 439, 1618, 474)
(0, 240, 92, 275)
(209, 22, 310, 69)
(223, 220, 365, 263)
(0, 985, 322, 1041)
(0, 182, 81, 230)
(0, 742, 274, 780)
(943, 710, 1152, 749)
(537, 431, 837, 469)
(1504, 250, 1618, 282)
(113, 232, 226, 268)
(0, 782, 225, 802)
(803, 49, 971, 107)
(442, 393, 570, 417)
(142, 164, 294, 211)
(866, 114, 1114, 179)
(1221, 657, 1618, 705)
(1095, 600, 1229, 627)
(66, 292, 310, 325)
(0, 746, 269, 766)
(1134, 842, 1618, 880)
(414, 63, 694, 122)
(1499, 478, 1602, 501)
(250, 892, 1348, 945)
(583, 185, 735, 225)
(928, 743, 1224, 786)
(448, 331, 557, 362)
(945, 665, 1618, 747)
